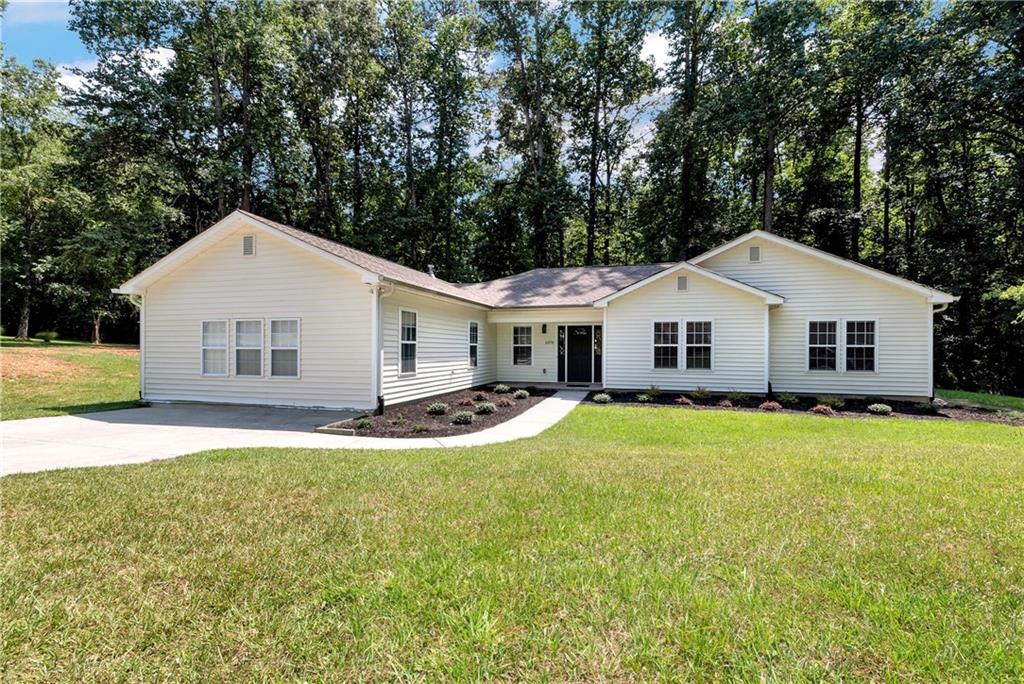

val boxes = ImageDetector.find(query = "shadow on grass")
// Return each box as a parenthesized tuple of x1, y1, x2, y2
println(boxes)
(38, 400, 144, 417)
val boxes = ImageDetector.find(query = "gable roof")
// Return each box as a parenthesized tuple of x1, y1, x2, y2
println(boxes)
(457, 264, 674, 307)
(691, 230, 957, 304)
(592, 261, 785, 307)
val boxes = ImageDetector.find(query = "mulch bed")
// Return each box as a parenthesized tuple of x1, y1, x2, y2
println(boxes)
(340, 385, 556, 438)
(584, 390, 1024, 426)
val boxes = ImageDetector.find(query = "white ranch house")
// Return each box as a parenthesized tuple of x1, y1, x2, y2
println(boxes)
(115, 210, 957, 410)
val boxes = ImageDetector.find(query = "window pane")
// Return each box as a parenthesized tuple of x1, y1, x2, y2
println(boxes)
(202, 321, 227, 347)
(686, 346, 712, 369)
(271, 319, 298, 348)
(271, 349, 299, 377)
(809, 346, 837, 371)
(846, 320, 875, 346)
(401, 343, 416, 373)
(654, 345, 678, 369)
(236, 348, 262, 376)
(653, 321, 678, 346)
(846, 346, 875, 372)
(400, 311, 417, 343)
(203, 348, 227, 375)
(686, 321, 711, 345)
(513, 345, 532, 366)
(469, 344, 478, 367)
(469, 322, 478, 344)
(235, 320, 262, 348)
(513, 326, 531, 345)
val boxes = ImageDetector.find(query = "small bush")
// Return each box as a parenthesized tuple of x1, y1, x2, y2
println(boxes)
(513, 389, 529, 400)
(592, 392, 612, 404)
(390, 414, 406, 426)
(412, 423, 430, 433)
(867, 403, 892, 415)
(777, 392, 799, 406)
(457, 398, 475, 407)
(474, 392, 489, 401)
(0, 324, 5, 335)
(36, 331, 59, 343)
(674, 395, 693, 406)
(915, 402, 937, 413)
(452, 411, 474, 425)
(636, 393, 652, 403)
(692, 386, 710, 400)
(816, 395, 845, 410)
(426, 402, 448, 416)
(727, 391, 749, 404)
(493, 384, 511, 394)
(475, 402, 497, 415)
(497, 398, 516, 407)
(355, 418, 372, 430)
(717, 399, 733, 408)
(759, 400, 783, 412)
(865, 396, 887, 406)
(646, 385, 662, 398)
(810, 404, 835, 416)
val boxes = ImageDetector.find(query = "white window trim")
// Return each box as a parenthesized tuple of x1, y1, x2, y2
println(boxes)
(468, 320, 480, 369)
(399, 308, 418, 377)
(844, 318, 880, 374)
(806, 319, 840, 373)
(651, 320, 680, 371)
(233, 319, 264, 377)
(683, 318, 715, 372)
(512, 325, 533, 367)
(269, 318, 301, 379)
(200, 319, 228, 377)
(242, 233, 257, 257)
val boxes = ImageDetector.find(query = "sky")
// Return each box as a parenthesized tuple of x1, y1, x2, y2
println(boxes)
(2, 0, 97, 89)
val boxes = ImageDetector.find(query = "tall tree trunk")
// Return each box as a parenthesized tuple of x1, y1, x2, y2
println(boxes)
(903, 178, 918, 280)
(882, 133, 892, 272)
(239, 44, 254, 212)
(851, 92, 864, 260)
(204, 8, 228, 218)
(763, 127, 775, 233)
(584, 15, 605, 266)
(16, 295, 31, 339)
(91, 312, 102, 345)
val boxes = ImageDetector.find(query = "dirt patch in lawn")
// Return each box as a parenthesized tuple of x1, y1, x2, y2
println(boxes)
(585, 390, 1024, 426)
(340, 385, 556, 438)
(1, 349, 86, 380)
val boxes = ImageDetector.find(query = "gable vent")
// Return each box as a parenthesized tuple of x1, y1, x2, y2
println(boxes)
(242, 234, 256, 256)
(676, 276, 688, 291)
(748, 245, 761, 263)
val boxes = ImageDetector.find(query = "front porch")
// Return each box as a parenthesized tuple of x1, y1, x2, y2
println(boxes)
(489, 308, 606, 388)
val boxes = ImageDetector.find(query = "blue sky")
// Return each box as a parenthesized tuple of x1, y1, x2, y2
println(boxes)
(2, 1, 92, 67)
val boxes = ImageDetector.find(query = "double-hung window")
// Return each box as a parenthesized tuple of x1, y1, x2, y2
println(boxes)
(201, 320, 228, 376)
(653, 321, 679, 369)
(468, 322, 479, 368)
(270, 319, 300, 377)
(512, 326, 532, 366)
(400, 310, 417, 375)
(234, 320, 263, 376)
(685, 321, 713, 370)
(845, 320, 876, 372)
(808, 320, 838, 371)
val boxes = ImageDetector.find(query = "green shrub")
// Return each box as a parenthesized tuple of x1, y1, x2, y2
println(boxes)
(646, 385, 662, 398)
(718, 399, 733, 408)
(426, 402, 448, 416)
(692, 386, 710, 400)
(390, 414, 406, 426)
(867, 403, 892, 415)
(636, 393, 652, 403)
(355, 418, 372, 430)
(493, 384, 511, 394)
(475, 402, 497, 415)
(810, 404, 835, 417)
(759, 400, 783, 412)
(777, 392, 799, 406)
(816, 395, 845, 410)
(412, 423, 430, 433)
(513, 389, 529, 400)
(592, 392, 612, 404)
(452, 411, 474, 425)
(0, 324, 5, 336)
(915, 402, 937, 413)
(727, 391, 749, 404)
(674, 395, 693, 406)
(36, 331, 59, 343)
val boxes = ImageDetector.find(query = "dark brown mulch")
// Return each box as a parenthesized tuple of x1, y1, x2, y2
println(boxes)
(584, 391, 1024, 426)
(348, 385, 556, 438)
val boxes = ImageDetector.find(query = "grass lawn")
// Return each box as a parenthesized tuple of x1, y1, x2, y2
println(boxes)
(1, 336, 139, 420)
(937, 387, 1024, 412)
(3, 406, 1022, 680)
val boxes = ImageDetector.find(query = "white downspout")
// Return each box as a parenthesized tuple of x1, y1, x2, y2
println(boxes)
(373, 281, 395, 412)
(127, 293, 144, 400)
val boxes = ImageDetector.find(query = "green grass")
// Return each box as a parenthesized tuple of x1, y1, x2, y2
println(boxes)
(937, 387, 1024, 412)
(1, 336, 140, 420)
(3, 407, 1022, 681)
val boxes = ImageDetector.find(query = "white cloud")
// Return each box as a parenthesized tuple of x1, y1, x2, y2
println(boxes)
(2, 0, 71, 26)
(57, 58, 96, 92)
(641, 30, 670, 73)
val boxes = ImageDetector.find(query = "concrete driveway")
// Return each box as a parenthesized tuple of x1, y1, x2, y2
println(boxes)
(1, 404, 360, 476)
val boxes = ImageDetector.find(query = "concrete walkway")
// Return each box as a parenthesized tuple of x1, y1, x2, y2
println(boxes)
(1, 391, 585, 476)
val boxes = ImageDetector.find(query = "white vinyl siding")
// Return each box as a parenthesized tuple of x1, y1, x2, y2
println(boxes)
(605, 271, 767, 393)
(381, 288, 497, 405)
(700, 236, 934, 398)
(144, 224, 373, 409)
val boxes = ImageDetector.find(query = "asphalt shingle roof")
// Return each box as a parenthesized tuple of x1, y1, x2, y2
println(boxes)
(455, 264, 674, 307)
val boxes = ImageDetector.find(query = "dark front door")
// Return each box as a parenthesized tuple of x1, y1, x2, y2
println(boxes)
(567, 326, 593, 383)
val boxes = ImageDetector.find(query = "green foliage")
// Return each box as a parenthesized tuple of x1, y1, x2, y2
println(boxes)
(426, 402, 448, 416)
(452, 410, 473, 425)
(635, 393, 652, 403)
(645, 386, 662, 398)
(411, 423, 429, 433)
(390, 414, 406, 426)
(34, 331, 58, 343)
(816, 396, 845, 410)
(355, 418, 372, 430)
(474, 402, 497, 415)
(867, 403, 892, 416)
(493, 384, 511, 394)
(513, 389, 529, 399)
(777, 393, 799, 406)
(726, 391, 749, 404)
(692, 387, 710, 400)
(592, 392, 612, 404)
